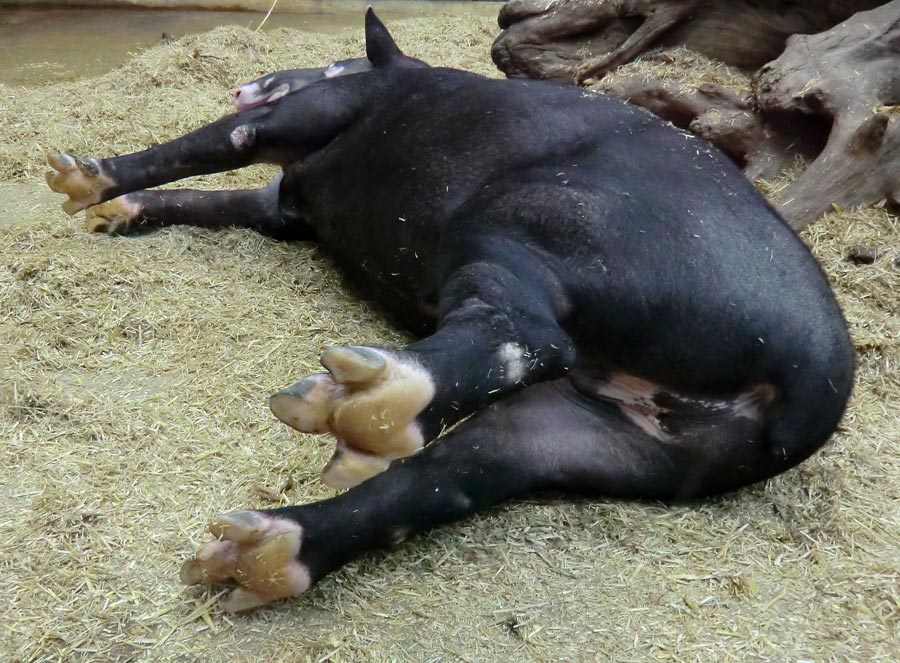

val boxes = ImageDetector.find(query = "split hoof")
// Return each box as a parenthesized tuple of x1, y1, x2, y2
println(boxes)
(45, 152, 114, 215)
(270, 346, 435, 488)
(269, 374, 338, 435)
(180, 510, 310, 612)
(321, 443, 392, 490)
(84, 195, 143, 234)
(320, 345, 387, 385)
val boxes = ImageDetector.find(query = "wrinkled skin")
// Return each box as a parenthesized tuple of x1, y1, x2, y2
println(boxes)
(46, 10, 853, 611)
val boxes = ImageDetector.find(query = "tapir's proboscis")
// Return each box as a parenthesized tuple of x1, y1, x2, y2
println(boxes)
(46, 10, 854, 612)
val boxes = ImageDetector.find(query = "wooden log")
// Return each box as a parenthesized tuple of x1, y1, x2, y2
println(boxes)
(754, 2, 900, 228)
(492, 0, 888, 83)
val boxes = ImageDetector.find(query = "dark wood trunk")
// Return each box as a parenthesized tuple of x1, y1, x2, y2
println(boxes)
(492, 0, 900, 227)
(492, 0, 888, 83)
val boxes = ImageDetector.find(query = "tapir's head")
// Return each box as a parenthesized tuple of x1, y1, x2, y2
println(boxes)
(233, 9, 425, 111)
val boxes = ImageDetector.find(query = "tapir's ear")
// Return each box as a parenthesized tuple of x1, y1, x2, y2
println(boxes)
(365, 8, 403, 66)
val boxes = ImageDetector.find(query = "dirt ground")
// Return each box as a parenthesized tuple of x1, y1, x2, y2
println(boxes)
(1, 13, 898, 663)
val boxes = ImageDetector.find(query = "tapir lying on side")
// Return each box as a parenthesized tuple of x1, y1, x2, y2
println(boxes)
(46, 10, 854, 612)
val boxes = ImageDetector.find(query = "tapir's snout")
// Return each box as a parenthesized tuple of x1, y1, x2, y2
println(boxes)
(232, 59, 375, 113)
(232, 81, 261, 111)
(232, 80, 290, 112)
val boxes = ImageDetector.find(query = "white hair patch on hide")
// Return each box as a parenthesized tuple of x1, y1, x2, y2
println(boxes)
(497, 342, 526, 384)
(229, 125, 253, 149)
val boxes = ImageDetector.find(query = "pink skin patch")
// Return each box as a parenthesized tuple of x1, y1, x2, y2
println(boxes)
(593, 373, 772, 439)
(233, 79, 290, 112)
(594, 373, 671, 440)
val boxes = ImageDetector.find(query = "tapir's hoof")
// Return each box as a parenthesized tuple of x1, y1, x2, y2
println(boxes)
(321, 345, 387, 384)
(269, 346, 435, 489)
(45, 152, 114, 215)
(180, 510, 310, 612)
(84, 195, 143, 234)
(321, 443, 392, 490)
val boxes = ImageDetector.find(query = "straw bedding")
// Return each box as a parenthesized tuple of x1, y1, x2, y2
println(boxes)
(1, 14, 898, 663)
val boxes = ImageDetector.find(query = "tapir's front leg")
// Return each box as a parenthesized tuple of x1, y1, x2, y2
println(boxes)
(81, 176, 309, 239)
(46, 83, 363, 215)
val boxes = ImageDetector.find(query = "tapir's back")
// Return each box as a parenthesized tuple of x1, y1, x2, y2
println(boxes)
(300, 66, 837, 314)
(305, 67, 787, 245)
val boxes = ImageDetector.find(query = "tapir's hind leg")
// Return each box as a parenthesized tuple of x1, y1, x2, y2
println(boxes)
(183, 379, 777, 612)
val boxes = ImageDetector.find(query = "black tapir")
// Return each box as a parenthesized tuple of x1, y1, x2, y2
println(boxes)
(46, 10, 854, 612)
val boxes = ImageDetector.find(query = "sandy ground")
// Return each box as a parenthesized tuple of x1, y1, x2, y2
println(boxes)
(1, 13, 899, 663)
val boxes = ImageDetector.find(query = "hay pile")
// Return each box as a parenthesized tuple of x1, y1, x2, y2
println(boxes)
(2, 15, 898, 663)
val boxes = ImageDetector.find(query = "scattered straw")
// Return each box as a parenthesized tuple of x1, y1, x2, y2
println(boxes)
(596, 46, 753, 97)
(1, 14, 898, 663)
(254, 0, 280, 33)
